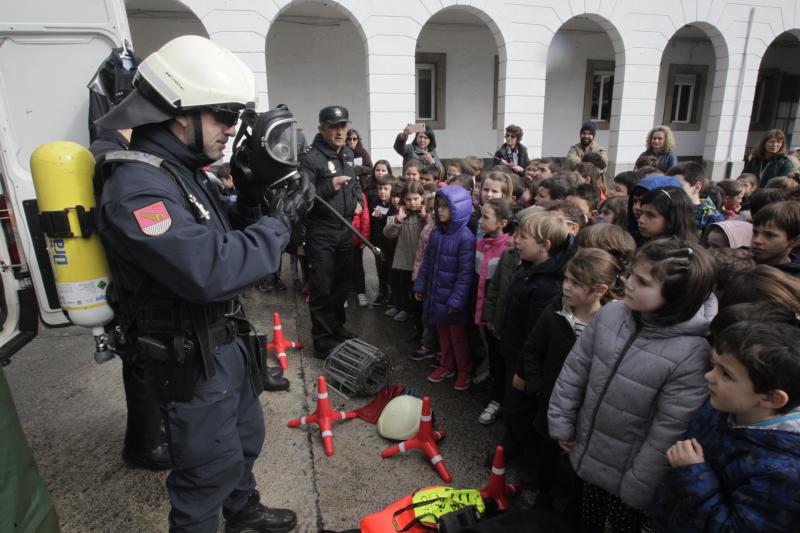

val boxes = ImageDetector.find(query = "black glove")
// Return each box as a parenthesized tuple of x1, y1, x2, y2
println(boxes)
(230, 148, 266, 208)
(268, 172, 315, 230)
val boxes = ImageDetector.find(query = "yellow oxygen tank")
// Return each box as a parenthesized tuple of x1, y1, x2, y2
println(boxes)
(30, 142, 115, 352)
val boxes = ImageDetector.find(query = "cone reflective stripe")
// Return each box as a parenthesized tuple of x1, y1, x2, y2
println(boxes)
(287, 375, 357, 457)
(380, 396, 452, 483)
(480, 445, 522, 510)
(266, 312, 303, 370)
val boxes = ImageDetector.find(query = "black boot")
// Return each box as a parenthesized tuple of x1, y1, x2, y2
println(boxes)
(261, 366, 290, 392)
(224, 490, 297, 533)
(122, 443, 172, 470)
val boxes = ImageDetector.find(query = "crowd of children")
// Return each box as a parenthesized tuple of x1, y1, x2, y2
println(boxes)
(270, 123, 800, 531)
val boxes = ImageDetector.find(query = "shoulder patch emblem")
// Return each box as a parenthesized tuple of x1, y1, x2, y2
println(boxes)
(133, 201, 172, 236)
(327, 161, 336, 174)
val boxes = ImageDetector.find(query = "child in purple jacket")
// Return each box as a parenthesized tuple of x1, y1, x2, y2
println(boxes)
(414, 185, 476, 391)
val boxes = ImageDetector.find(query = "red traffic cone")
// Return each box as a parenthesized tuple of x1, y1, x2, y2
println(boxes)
(287, 375, 357, 457)
(266, 312, 303, 370)
(480, 445, 522, 510)
(380, 396, 451, 483)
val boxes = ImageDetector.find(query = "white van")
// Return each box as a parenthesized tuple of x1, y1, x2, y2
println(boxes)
(0, 2, 133, 363)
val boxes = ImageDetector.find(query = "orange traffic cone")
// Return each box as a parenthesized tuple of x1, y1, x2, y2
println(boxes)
(380, 396, 451, 482)
(480, 445, 522, 510)
(287, 375, 357, 457)
(266, 312, 303, 370)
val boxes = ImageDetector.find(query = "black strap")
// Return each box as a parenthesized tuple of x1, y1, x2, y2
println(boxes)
(189, 303, 216, 381)
(99, 150, 210, 222)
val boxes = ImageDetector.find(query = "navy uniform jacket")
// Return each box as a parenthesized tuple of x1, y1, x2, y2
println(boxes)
(98, 123, 289, 304)
(300, 133, 362, 230)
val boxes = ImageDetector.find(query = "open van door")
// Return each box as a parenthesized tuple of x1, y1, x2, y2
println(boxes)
(0, 1, 129, 362)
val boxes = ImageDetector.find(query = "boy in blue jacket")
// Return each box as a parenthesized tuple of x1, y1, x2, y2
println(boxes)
(652, 321, 800, 532)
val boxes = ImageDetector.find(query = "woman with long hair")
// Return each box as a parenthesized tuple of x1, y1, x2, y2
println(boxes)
(744, 129, 797, 188)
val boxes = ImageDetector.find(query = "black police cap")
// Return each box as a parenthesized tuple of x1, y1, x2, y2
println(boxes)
(319, 106, 350, 125)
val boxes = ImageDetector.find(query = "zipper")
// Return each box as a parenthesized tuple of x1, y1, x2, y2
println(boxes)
(575, 321, 641, 472)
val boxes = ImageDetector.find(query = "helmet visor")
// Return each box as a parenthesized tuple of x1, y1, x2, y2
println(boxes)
(262, 118, 298, 166)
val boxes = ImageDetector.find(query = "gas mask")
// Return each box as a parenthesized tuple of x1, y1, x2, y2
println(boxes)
(231, 104, 300, 191)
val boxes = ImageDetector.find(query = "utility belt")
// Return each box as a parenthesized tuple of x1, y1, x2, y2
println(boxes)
(126, 298, 263, 402)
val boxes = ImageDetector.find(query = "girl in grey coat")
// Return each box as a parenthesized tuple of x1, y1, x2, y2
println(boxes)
(548, 239, 716, 531)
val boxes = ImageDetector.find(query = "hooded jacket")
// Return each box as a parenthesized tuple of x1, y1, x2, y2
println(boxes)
(627, 175, 683, 236)
(413, 186, 476, 325)
(652, 402, 800, 532)
(548, 300, 713, 510)
(707, 220, 752, 249)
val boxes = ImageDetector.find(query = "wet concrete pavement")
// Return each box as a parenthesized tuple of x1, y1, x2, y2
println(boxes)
(5, 256, 508, 532)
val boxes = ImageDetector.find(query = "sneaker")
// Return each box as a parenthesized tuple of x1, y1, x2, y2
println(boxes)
(454, 373, 471, 391)
(256, 280, 273, 293)
(357, 293, 369, 307)
(472, 366, 491, 385)
(393, 310, 411, 322)
(428, 367, 455, 383)
(372, 294, 388, 306)
(275, 279, 287, 292)
(478, 401, 501, 425)
(409, 345, 436, 361)
(385, 306, 399, 317)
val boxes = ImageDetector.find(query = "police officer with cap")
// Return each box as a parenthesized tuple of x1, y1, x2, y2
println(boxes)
(300, 106, 363, 357)
(95, 35, 306, 532)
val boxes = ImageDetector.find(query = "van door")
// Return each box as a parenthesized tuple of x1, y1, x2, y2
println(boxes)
(0, 1, 128, 361)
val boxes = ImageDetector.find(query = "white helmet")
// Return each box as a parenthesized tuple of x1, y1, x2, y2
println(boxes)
(377, 395, 423, 441)
(97, 35, 255, 130)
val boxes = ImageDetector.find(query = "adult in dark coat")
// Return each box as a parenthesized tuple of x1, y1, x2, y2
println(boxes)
(95, 35, 303, 533)
(300, 106, 364, 357)
(493, 124, 530, 176)
(743, 128, 798, 187)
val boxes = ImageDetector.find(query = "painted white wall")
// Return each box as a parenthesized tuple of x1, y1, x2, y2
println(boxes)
(542, 30, 614, 158)
(654, 39, 716, 157)
(127, 13, 208, 57)
(265, 17, 369, 151)
(415, 19, 498, 160)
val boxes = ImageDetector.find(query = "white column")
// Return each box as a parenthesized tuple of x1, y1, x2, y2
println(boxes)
(606, 45, 665, 175)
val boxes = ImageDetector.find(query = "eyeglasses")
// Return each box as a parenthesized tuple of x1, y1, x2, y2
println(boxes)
(505, 133, 516, 138)
(347, 137, 359, 141)
(208, 106, 241, 127)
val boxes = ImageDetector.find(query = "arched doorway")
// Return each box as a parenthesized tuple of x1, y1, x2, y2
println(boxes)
(746, 31, 800, 157)
(265, 2, 368, 151)
(125, 0, 208, 58)
(542, 16, 622, 161)
(415, 7, 505, 160)
(655, 24, 720, 163)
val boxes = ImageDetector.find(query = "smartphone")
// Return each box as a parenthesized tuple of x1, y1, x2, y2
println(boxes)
(408, 122, 426, 133)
